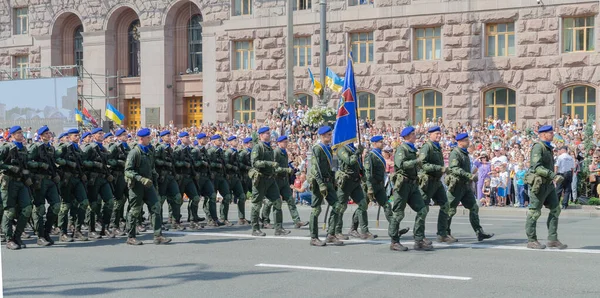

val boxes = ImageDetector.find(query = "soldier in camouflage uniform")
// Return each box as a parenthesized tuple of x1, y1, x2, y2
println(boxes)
(27, 126, 61, 246)
(225, 136, 249, 225)
(174, 132, 203, 229)
(418, 126, 455, 243)
(107, 129, 130, 236)
(155, 131, 185, 231)
(124, 128, 171, 245)
(238, 137, 253, 219)
(249, 127, 290, 237)
(336, 141, 369, 241)
(207, 135, 234, 226)
(194, 133, 220, 227)
(82, 128, 115, 239)
(0, 126, 33, 250)
(50, 132, 70, 236)
(446, 133, 493, 242)
(389, 127, 431, 251)
(525, 125, 567, 250)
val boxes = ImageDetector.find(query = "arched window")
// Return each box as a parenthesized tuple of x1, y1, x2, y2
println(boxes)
(484, 88, 516, 122)
(357, 92, 375, 120)
(188, 14, 203, 73)
(561, 85, 596, 122)
(128, 20, 140, 77)
(414, 90, 442, 124)
(295, 93, 313, 107)
(233, 96, 255, 123)
(74, 25, 83, 68)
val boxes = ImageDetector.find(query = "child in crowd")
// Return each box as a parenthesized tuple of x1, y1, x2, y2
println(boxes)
(482, 178, 492, 207)
(490, 170, 500, 206)
(515, 162, 527, 207)
(498, 164, 509, 207)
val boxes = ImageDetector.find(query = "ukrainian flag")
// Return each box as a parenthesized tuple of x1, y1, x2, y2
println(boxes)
(105, 103, 125, 125)
(325, 68, 344, 93)
(307, 68, 323, 96)
(332, 54, 358, 149)
(75, 109, 83, 122)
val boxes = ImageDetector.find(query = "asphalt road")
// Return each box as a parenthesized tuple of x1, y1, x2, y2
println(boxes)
(3, 204, 600, 298)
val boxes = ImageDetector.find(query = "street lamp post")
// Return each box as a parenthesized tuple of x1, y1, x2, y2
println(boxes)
(319, 0, 327, 107)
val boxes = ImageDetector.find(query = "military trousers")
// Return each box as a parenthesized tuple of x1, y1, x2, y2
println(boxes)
(213, 175, 232, 221)
(263, 177, 300, 225)
(228, 176, 247, 220)
(86, 177, 114, 232)
(337, 178, 367, 234)
(197, 176, 218, 221)
(32, 178, 60, 237)
(180, 177, 201, 222)
(354, 183, 391, 232)
(526, 182, 560, 242)
(447, 182, 482, 236)
(309, 180, 340, 238)
(111, 173, 128, 229)
(389, 180, 427, 243)
(127, 180, 162, 238)
(1, 176, 32, 240)
(420, 179, 449, 237)
(251, 177, 282, 231)
(58, 176, 89, 233)
(158, 175, 182, 223)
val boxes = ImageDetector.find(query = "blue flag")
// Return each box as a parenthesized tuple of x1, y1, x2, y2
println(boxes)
(332, 55, 358, 149)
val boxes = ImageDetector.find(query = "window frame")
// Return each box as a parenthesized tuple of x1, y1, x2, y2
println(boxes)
(233, 95, 256, 123)
(413, 27, 442, 61)
(413, 89, 443, 124)
(233, 0, 253, 16)
(349, 32, 374, 64)
(13, 7, 28, 35)
(483, 88, 517, 123)
(562, 16, 595, 53)
(293, 0, 312, 11)
(295, 93, 313, 107)
(485, 23, 516, 57)
(357, 92, 376, 120)
(128, 20, 141, 77)
(188, 14, 203, 73)
(293, 36, 311, 67)
(233, 40, 255, 70)
(74, 25, 84, 76)
(14, 55, 28, 79)
(348, 0, 373, 7)
(560, 85, 596, 123)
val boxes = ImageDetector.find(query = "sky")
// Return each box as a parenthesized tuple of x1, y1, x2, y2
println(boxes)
(0, 77, 78, 111)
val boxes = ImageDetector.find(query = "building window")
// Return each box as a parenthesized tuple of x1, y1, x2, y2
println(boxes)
(128, 20, 141, 77)
(294, 37, 311, 67)
(484, 88, 516, 123)
(563, 17, 595, 53)
(349, 0, 373, 6)
(295, 93, 313, 107)
(186, 97, 203, 126)
(414, 90, 443, 124)
(233, 0, 252, 16)
(350, 32, 374, 64)
(414, 27, 441, 61)
(561, 85, 596, 122)
(13, 8, 28, 35)
(74, 25, 83, 76)
(127, 98, 141, 129)
(188, 14, 203, 73)
(294, 0, 311, 10)
(234, 41, 254, 70)
(14, 56, 28, 79)
(486, 23, 515, 57)
(357, 92, 375, 120)
(233, 96, 255, 123)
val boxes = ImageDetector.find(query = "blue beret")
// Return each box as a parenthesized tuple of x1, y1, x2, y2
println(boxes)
(400, 126, 415, 137)
(9, 126, 22, 134)
(197, 133, 207, 139)
(456, 133, 469, 141)
(428, 126, 441, 133)
(81, 132, 91, 139)
(193, 140, 198, 146)
(127, 134, 132, 138)
(227, 135, 237, 142)
(178, 131, 189, 138)
(211, 134, 222, 140)
(538, 125, 553, 133)
(115, 129, 126, 137)
(258, 127, 270, 134)
(243, 137, 253, 144)
(137, 128, 151, 137)
(67, 128, 79, 135)
(318, 126, 332, 135)
(370, 135, 383, 143)
(277, 135, 288, 142)
(104, 132, 113, 139)
(58, 132, 67, 139)
(159, 130, 170, 137)
(37, 125, 49, 135)
(91, 127, 103, 135)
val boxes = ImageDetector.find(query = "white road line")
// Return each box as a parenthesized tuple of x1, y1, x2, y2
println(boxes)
(368, 220, 492, 225)
(254, 263, 472, 281)
(165, 231, 600, 255)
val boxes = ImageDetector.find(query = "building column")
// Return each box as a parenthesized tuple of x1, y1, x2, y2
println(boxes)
(139, 25, 174, 127)
(202, 24, 218, 125)
(81, 30, 115, 122)
(33, 35, 60, 78)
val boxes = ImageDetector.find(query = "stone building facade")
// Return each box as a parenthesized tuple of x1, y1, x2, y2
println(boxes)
(1, 0, 599, 128)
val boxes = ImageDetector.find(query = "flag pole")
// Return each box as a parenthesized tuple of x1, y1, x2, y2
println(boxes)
(350, 55, 362, 147)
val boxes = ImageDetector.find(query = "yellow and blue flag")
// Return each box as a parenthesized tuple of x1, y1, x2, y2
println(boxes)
(105, 103, 125, 125)
(332, 55, 358, 149)
(74, 109, 83, 122)
(325, 68, 344, 93)
(307, 68, 323, 96)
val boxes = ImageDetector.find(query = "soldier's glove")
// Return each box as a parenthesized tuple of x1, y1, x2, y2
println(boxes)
(416, 159, 423, 168)
(367, 189, 375, 201)
(106, 175, 114, 182)
(40, 163, 49, 170)
(285, 168, 294, 175)
(470, 174, 478, 183)
(140, 177, 153, 188)
(269, 161, 279, 168)
(548, 172, 556, 180)
(67, 161, 77, 168)
(53, 175, 61, 184)
(8, 165, 20, 174)
(319, 184, 328, 197)
(94, 162, 104, 169)
(24, 178, 33, 187)
(22, 169, 30, 175)
(554, 175, 565, 185)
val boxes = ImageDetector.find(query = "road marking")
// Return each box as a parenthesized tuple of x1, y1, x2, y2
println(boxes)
(254, 263, 472, 281)
(165, 231, 600, 255)
(368, 220, 492, 226)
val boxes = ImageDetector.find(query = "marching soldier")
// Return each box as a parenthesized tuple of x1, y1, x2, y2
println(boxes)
(107, 128, 130, 236)
(194, 133, 220, 227)
(225, 136, 249, 225)
(124, 128, 171, 245)
(0, 126, 33, 250)
(28, 125, 61, 246)
(50, 131, 70, 236)
(418, 126, 455, 243)
(525, 125, 567, 249)
(249, 127, 290, 237)
(446, 133, 494, 242)
(336, 141, 368, 240)
(82, 128, 115, 239)
(174, 132, 203, 229)
(207, 135, 234, 226)
(155, 130, 184, 231)
(389, 126, 431, 251)
(308, 126, 343, 246)
(238, 137, 253, 219)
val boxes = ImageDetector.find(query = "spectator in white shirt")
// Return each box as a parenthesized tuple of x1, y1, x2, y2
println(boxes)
(555, 146, 575, 209)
